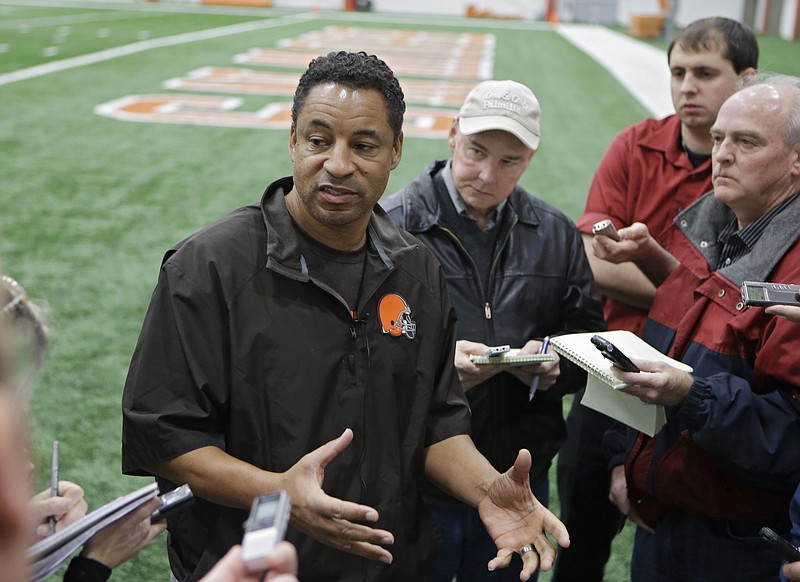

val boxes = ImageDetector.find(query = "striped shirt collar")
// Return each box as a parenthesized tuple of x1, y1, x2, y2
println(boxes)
(717, 191, 800, 269)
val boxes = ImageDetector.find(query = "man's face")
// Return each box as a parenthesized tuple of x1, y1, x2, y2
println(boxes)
(669, 44, 745, 132)
(448, 124, 535, 222)
(711, 85, 800, 226)
(289, 83, 402, 233)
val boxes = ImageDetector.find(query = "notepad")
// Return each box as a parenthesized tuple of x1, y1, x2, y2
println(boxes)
(469, 349, 556, 367)
(28, 482, 159, 581)
(550, 330, 692, 436)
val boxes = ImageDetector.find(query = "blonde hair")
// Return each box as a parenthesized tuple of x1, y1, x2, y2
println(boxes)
(0, 275, 50, 402)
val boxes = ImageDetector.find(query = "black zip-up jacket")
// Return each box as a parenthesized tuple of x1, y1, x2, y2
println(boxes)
(382, 160, 606, 485)
(122, 177, 471, 581)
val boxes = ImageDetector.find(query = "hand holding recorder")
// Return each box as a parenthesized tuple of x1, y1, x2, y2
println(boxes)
(242, 491, 291, 573)
(591, 219, 620, 241)
(590, 335, 639, 372)
(742, 282, 800, 324)
(741, 281, 800, 307)
(201, 542, 298, 582)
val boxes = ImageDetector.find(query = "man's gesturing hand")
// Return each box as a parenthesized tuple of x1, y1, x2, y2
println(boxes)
(279, 429, 394, 564)
(479, 449, 570, 581)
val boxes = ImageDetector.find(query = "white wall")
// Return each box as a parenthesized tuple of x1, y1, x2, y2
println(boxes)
(616, 0, 744, 26)
(780, 0, 798, 39)
(372, 0, 547, 19)
(271, 0, 342, 9)
(270, 0, 797, 39)
(271, 0, 547, 18)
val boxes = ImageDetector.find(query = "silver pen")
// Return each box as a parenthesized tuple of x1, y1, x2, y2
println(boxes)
(49, 440, 59, 534)
(528, 336, 550, 401)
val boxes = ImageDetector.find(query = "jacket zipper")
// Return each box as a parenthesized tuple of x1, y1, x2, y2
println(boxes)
(439, 217, 518, 324)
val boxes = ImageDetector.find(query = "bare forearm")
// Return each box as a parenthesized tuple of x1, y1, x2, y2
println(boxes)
(423, 435, 498, 508)
(582, 235, 655, 309)
(150, 446, 281, 510)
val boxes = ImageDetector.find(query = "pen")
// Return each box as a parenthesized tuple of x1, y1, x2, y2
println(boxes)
(528, 336, 550, 401)
(50, 440, 59, 534)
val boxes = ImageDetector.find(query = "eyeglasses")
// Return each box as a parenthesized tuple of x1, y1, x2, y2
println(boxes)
(1, 275, 28, 319)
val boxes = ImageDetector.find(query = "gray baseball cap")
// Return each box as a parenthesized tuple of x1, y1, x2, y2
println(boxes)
(457, 80, 541, 150)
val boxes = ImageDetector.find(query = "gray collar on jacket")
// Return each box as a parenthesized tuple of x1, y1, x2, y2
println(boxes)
(675, 190, 800, 285)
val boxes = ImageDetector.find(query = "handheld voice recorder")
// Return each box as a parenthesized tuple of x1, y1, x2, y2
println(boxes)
(741, 281, 800, 307)
(151, 484, 194, 522)
(592, 219, 621, 242)
(590, 334, 640, 373)
(242, 491, 292, 573)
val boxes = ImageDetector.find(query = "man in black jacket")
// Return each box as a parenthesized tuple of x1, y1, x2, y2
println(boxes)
(382, 79, 605, 582)
(122, 55, 569, 582)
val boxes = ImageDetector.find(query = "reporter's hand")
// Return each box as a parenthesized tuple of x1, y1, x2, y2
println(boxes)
(454, 340, 505, 391)
(29, 480, 87, 538)
(507, 339, 560, 391)
(592, 222, 653, 265)
(608, 465, 653, 533)
(765, 304, 800, 325)
(784, 559, 800, 581)
(80, 497, 165, 569)
(593, 222, 678, 285)
(276, 429, 394, 564)
(613, 358, 694, 407)
(200, 542, 298, 582)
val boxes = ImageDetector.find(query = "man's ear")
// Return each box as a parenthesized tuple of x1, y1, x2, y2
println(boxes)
(390, 133, 404, 170)
(447, 118, 458, 152)
(288, 126, 297, 162)
(738, 67, 757, 81)
(791, 143, 800, 178)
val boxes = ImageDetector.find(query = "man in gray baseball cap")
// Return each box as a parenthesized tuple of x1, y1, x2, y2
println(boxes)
(381, 80, 604, 582)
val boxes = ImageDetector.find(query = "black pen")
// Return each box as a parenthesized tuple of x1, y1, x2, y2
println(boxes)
(50, 440, 59, 534)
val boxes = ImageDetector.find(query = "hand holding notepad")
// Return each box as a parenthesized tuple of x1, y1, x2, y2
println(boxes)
(550, 330, 693, 436)
(468, 348, 555, 367)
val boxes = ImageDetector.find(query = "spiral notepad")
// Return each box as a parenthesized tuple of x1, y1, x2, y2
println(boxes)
(28, 483, 159, 581)
(469, 350, 555, 367)
(551, 330, 692, 436)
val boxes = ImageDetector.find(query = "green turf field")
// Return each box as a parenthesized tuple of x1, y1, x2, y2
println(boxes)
(2, 2, 799, 579)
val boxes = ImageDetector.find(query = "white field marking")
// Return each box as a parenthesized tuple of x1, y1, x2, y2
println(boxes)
(0, 13, 313, 87)
(163, 66, 477, 107)
(94, 94, 456, 137)
(555, 23, 674, 119)
(0, 11, 163, 30)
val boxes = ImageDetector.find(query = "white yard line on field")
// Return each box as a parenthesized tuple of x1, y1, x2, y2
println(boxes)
(556, 23, 674, 118)
(0, 12, 313, 87)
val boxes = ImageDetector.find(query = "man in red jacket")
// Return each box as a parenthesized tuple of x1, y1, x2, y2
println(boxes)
(555, 18, 759, 581)
(597, 73, 800, 581)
